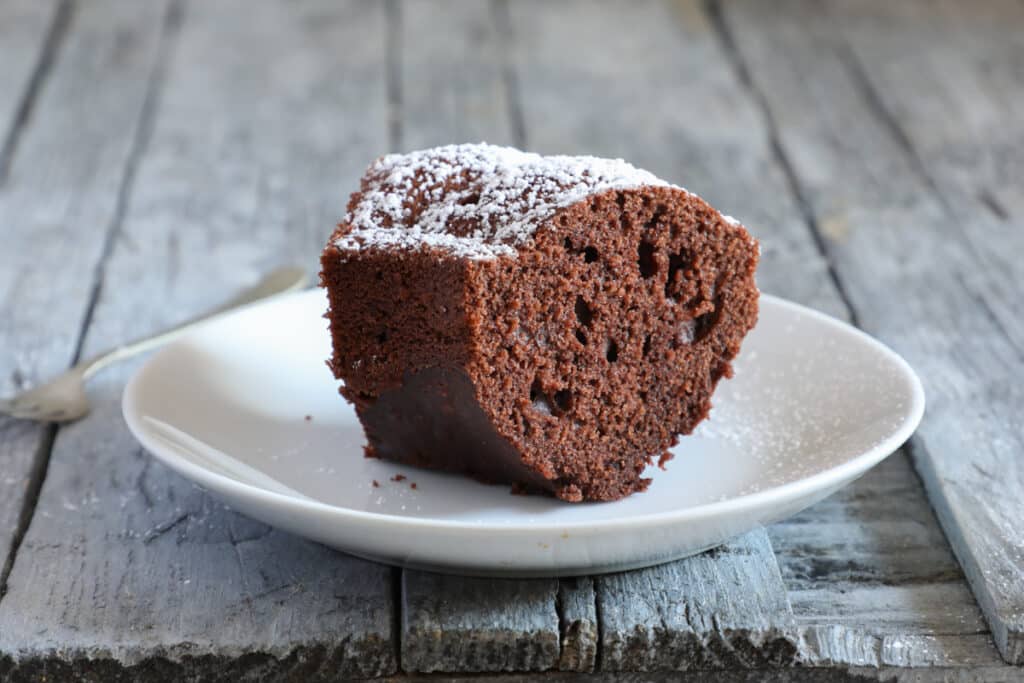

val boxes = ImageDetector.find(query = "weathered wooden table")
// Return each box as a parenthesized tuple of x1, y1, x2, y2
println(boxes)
(1, 0, 1021, 680)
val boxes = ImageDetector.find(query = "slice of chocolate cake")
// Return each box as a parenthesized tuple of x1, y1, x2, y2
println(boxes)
(320, 143, 759, 502)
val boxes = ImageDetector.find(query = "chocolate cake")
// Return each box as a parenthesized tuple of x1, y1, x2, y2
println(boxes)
(320, 144, 759, 502)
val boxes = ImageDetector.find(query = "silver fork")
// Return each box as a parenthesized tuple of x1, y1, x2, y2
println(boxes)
(0, 267, 308, 423)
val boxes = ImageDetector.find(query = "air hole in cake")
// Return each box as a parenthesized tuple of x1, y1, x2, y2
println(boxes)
(458, 192, 481, 206)
(563, 237, 573, 250)
(375, 270, 384, 281)
(552, 389, 573, 414)
(638, 241, 658, 278)
(605, 339, 619, 362)
(665, 251, 692, 300)
(642, 335, 652, 357)
(575, 329, 587, 346)
(693, 309, 717, 342)
(677, 309, 717, 346)
(529, 379, 554, 416)
(574, 296, 593, 327)
(354, 392, 377, 408)
(583, 247, 599, 263)
(646, 205, 667, 229)
(377, 329, 389, 343)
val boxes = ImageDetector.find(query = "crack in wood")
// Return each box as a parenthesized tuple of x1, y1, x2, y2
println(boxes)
(977, 189, 1009, 221)
(0, 424, 56, 600)
(0, 0, 184, 610)
(705, 0, 862, 329)
(826, 28, 999, 279)
(142, 512, 189, 545)
(0, 0, 72, 184)
(74, 0, 184, 371)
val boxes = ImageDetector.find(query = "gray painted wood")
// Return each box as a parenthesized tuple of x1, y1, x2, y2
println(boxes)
(0, 0, 60, 178)
(722, 0, 1024, 664)
(397, 0, 517, 151)
(401, 572, 559, 673)
(597, 532, 800, 671)
(0, 0, 60, 589)
(0, 0, 168, 594)
(0, 0, 397, 679)
(385, 671, 1024, 683)
(771, 453, 1000, 667)
(820, 1, 1024, 664)
(557, 577, 597, 672)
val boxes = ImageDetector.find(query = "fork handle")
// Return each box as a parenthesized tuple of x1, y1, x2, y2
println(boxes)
(80, 267, 309, 380)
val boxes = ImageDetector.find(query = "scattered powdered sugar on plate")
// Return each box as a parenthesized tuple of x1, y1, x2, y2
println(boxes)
(333, 142, 680, 260)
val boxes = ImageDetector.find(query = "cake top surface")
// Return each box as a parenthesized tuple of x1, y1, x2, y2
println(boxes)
(333, 143, 679, 260)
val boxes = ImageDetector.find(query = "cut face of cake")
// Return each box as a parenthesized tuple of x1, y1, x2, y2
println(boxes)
(320, 143, 759, 502)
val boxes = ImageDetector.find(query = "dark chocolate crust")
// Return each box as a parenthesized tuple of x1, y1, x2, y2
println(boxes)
(321, 181, 759, 502)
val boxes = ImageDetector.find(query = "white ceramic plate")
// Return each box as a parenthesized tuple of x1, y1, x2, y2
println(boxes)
(123, 289, 924, 577)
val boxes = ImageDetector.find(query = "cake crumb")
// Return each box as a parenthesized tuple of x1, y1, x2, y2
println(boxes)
(391, 474, 406, 482)
(658, 451, 674, 469)
(372, 480, 380, 488)
(410, 482, 417, 490)
(304, 415, 312, 422)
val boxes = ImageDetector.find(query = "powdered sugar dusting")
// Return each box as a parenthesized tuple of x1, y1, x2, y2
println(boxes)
(333, 143, 677, 260)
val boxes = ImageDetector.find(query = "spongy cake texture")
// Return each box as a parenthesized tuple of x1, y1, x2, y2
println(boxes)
(321, 143, 759, 502)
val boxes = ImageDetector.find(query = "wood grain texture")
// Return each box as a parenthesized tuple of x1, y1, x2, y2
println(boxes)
(505, 0, 826, 670)
(401, 572, 559, 673)
(372, 670, 1024, 683)
(0, 0, 396, 678)
(770, 453, 1000, 667)
(0, 0, 61, 179)
(0, 0, 169, 596)
(397, 0, 517, 151)
(557, 577, 597, 672)
(597, 532, 800, 671)
(722, 0, 1024, 664)
(821, 0, 1024, 664)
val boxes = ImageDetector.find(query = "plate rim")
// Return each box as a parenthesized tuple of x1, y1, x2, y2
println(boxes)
(122, 290, 925, 534)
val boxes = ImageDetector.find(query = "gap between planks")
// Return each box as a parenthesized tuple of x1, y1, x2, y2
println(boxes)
(0, 0, 71, 184)
(0, 0, 184, 606)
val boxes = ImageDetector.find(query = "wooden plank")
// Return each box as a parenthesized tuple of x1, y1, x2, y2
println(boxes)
(770, 452, 999, 667)
(722, 0, 1024, 664)
(0, 0, 167, 596)
(505, 0, 837, 670)
(395, 1, 582, 673)
(597, 532, 800, 671)
(827, 2, 1024, 662)
(557, 577, 597, 673)
(0, 0, 61, 179)
(401, 572, 559, 673)
(397, 0, 517, 151)
(0, 1, 397, 679)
